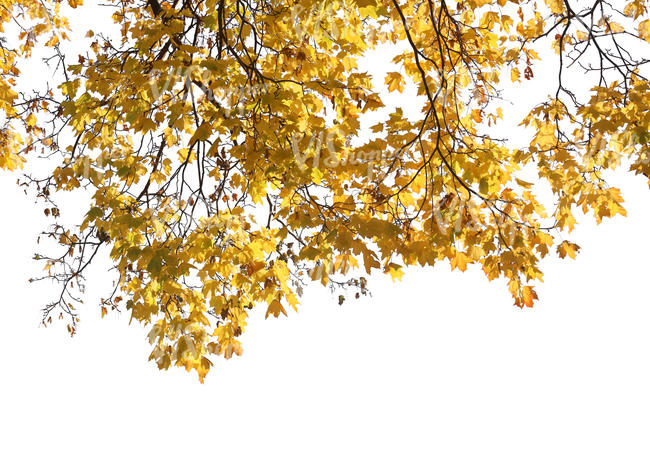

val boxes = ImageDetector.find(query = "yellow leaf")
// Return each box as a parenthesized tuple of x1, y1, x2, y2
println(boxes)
(640, 19, 650, 42)
(533, 122, 556, 148)
(557, 240, 581, 259)
(385, 72, 405, 93)
(511, 68, 520, 82)
(545, 0, 564, 14)
(450, 252, 470, 272)
(386, 263, 404, 281)
(515, 178, 533, 188)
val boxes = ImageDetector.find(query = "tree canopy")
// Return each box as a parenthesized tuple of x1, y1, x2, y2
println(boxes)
(2, 0, 650, 380)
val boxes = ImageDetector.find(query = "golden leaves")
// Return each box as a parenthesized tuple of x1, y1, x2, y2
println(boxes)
(4, 0, 650, 381)
(639, 19, 650, 42)
(557, 241, 581, 259)
(450, 252, 470, 272)
(386, 263, 405, 281)
(0, 128, 24, 171)
(546, 0, 565, 15)
(266, 299, 288, 318)
(509, 279, 538, 309)
(521, 286, 538, 308)
(510, 68, 520, 83)
(531, 122, 556, 149)
(26, 113, 37, 128)
(385, 72, 405, 93)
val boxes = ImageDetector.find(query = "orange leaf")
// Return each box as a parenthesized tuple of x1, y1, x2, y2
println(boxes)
(521, 286, 538, 308)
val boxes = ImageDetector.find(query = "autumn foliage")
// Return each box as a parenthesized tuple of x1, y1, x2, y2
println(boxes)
(2, 0, 650, 380)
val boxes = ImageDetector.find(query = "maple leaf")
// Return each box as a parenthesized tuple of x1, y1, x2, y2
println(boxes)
(557, 241, 581, 259)
(511, 68, 520, 82)
(385, 72, 405, 93)
(521, 286, 538, 308)
(386, 263, 405, 281)
(450, 252, 470, 272)
(266, 299, 287, 319)
(639, 20, 650, 42)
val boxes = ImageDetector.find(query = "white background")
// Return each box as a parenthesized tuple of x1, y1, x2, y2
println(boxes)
(2, 165, 649, 475)
(2, 3, 650, 474)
